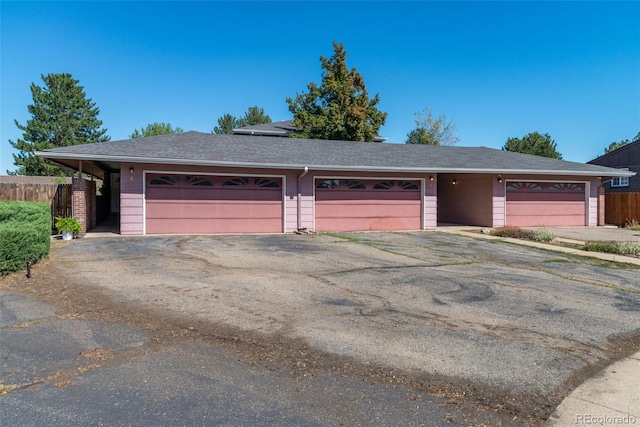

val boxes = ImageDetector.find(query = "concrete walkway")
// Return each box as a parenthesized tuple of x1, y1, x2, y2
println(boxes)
(439, 227, 640, 266)
(544, 352, 640, 426)
(440, 226, 640, 425)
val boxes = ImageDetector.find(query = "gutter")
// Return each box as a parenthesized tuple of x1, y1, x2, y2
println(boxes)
(297, 167, 309, 230)
(35, 152, 636, 178)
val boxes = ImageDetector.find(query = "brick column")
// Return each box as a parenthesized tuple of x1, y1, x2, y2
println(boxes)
(72, 178, 97, 235)
(597, 186, 605, 226)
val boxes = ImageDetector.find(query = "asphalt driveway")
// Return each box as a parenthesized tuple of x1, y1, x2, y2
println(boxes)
(4, 230, 639, 425)
(50, 232, 640, 401)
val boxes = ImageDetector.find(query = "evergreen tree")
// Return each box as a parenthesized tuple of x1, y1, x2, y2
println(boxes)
(237, 106, 271, 128)
(213, 114, 240, 134)
(502, 132, 562, 159)
(212, 107, 271, 134)
(286, 42, 387, 142)
(130, 122, 183, 138)
(9, 73, 109, 176)
(604, 131, 640, 154)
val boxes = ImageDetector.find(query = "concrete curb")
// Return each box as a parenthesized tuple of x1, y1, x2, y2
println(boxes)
(544, 352, 640, 426)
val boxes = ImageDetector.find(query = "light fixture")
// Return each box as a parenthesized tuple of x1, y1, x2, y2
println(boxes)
(129, 167, 134, 174)
(429, 176, 434, 182)
(497, 175, 503, 183)
(452, 178, 457, 185)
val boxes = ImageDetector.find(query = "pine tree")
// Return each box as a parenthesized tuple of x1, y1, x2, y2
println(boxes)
(286, 42, 387, 142)
(212, 107, 271, 134)
(9, 73, 109, 176)
(130, 122, 183, 138)
(502, 132, 562, 159)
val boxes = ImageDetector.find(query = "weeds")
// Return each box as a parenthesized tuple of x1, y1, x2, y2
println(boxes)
(491, 227, 555, 243)
(583, 241, 640, 256)
(624, 218, 640, 231)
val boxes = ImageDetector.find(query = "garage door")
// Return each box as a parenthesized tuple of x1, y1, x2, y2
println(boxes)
(506, 182, 586, 226)
(315, 179, 421, 231)
(145, 174, 282, 234)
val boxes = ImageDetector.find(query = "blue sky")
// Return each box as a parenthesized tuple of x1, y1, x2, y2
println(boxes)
(2, 1, 639, 174)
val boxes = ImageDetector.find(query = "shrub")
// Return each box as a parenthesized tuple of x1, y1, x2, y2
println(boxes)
(491, 227, 534, 240)
(55, 216, 82, 236)
(583, 241, 640, 256)
(491, 227, 555, 243)
(530, 228, 556, 243)
(0, 201, 51, 275)
(616, 241, 640, 256)
(625, 219, 640, 231)
(583, 241, 619, 254)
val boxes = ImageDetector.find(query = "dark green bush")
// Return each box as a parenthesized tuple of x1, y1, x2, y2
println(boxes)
(0, 201, 51, 275)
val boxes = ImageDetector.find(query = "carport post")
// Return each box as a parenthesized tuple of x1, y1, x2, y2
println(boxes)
(297, 167, 309, 230)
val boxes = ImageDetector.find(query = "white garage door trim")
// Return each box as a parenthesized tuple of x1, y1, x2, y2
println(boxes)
(143, 170, 286, 235)
(503, 179, 590, 227)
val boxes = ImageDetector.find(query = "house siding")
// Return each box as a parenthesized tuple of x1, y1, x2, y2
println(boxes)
(589, 141, 640, 193)
(437, 174, 494, 227)
(116, 163, 602, 234)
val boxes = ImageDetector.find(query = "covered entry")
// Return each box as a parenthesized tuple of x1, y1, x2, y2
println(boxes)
(145, 173, 283, 234)
(506, 181, 586, 226)
(314, 178, 422, 231)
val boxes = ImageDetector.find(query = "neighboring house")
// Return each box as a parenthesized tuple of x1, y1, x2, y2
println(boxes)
(36, 131, 632, 235)
(232, 119, 388, 142)
(587, 139, 640, 225)
(588, 139, 640, 193)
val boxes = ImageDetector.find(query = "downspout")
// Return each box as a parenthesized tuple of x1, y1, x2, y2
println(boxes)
(297, 167, 309, 230)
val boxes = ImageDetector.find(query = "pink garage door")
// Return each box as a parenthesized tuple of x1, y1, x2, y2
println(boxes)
(145, 174, 282, 234)
(315, 179, 421, 232)
(506, 182, 586, 227)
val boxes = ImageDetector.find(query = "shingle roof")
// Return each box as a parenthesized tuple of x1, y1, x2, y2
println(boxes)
(37, 131, 633, 177)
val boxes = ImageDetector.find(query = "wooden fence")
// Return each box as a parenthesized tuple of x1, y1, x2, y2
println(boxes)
(605, 193, 640, 226)
(0, 182, 72, 232)
(51, 184, 72, 225)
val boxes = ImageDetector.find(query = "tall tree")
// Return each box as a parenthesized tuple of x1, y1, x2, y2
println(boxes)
(286, 41, 387, 142)
(405, 107, 459, 145)
(502, 132, 562, 159)
(213, 114, 239, 134)
(212, 107, 272, 134)
(9, 73, 109, 175)
(130, 122, 183, 138)
(604, 131, 640, 154)
(237, 106, 271, 128)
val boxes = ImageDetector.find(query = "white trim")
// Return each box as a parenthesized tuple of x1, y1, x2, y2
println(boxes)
(142, 170, 287, 235)
(312, 175, 427, 231)
(611, 176, 630, 187)
(503, 179, 590, 226)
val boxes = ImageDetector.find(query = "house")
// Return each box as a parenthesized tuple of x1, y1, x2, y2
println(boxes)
(588, 139, 640, 225)
(588, 139, 640, 193)
(36, 131, 633, 235)
(232, 119, 388, 142)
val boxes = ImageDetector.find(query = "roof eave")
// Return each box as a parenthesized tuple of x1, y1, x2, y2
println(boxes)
(35, 151, 635, 177)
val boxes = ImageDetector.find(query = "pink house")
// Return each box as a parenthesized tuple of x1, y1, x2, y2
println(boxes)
(37, 131, 634, 235)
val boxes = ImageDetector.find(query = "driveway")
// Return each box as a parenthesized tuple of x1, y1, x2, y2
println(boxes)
(3, 231, 639, 424)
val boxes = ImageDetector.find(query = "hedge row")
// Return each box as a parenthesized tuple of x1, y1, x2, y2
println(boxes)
(0, 200, 51, 275)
